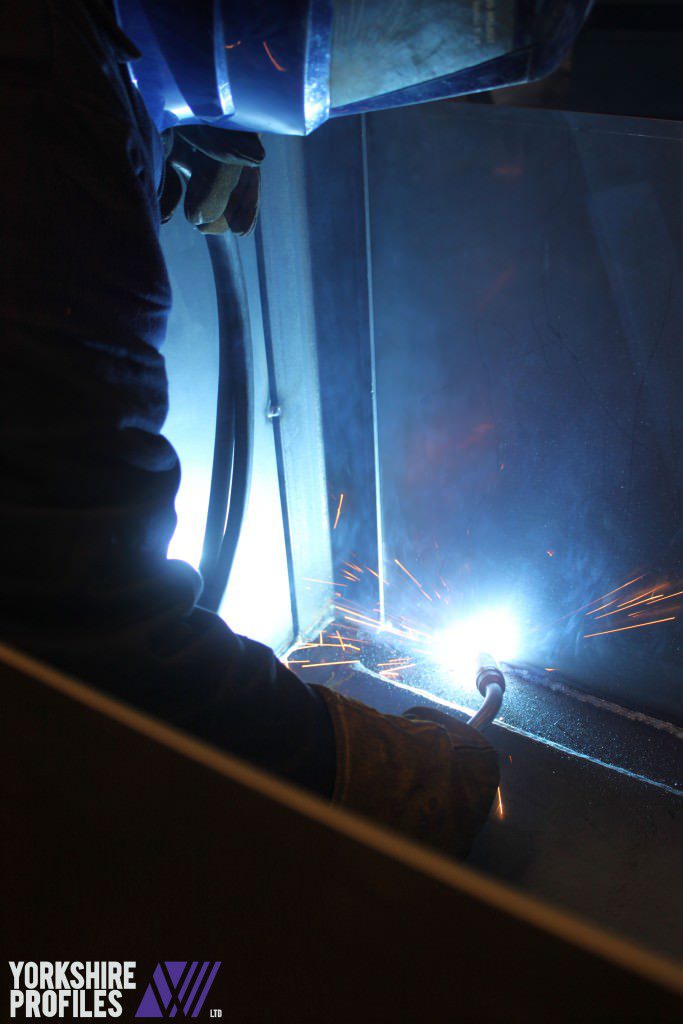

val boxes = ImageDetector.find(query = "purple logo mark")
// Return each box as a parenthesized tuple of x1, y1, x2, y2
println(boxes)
(135, 962, 221, 1019)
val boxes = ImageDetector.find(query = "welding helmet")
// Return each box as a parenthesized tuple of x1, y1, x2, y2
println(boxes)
(114, 0, 593, 136)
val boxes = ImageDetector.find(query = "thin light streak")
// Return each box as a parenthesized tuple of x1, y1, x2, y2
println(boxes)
(303, 577, 347, 587)
(394, 559, 433, 602)
(587, 600, 617, 615)
(262, 40, 286, 71)
(643, 589, 683, 604)
(496, 787, 504, 819)
(297, 642, 361, 652)
(584, 616, 675, 639)
(361, 113, 386, 623)
(299, 659, 359, 669)
(543, 574, 647, 628)
(615, 586, 660, 609)
(332, 492, 345, 530)
(594, 599, 655, 620)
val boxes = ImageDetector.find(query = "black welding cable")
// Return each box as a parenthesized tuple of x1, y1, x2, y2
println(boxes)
(199, 233, 253, 611)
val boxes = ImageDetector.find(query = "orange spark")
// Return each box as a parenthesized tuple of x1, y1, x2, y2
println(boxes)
(332, 492, 344, 530)
(587, 600, 617, 615)
(496, 787, 504, 819)
(394, 559, 433, 602)
(224, 40, 242, 49)
(583, 616, 675, 639)
(344, 561, 364, 573)
(262, 40, 286, 71)
(646, 589, 683, 604)
(549, 574, 647, 626)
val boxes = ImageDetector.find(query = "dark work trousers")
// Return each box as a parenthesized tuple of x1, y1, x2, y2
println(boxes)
(0, 0, 335, 796)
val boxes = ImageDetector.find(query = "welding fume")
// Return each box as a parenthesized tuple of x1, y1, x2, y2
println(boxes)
(1, 0, 592, 864)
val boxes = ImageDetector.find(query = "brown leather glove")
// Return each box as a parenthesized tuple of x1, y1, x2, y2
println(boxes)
(159, 126, 264, 236)
(313, 686, 499, 859)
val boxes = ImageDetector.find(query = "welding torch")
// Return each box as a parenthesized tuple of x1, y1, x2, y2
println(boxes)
(467, 653, 506, 731)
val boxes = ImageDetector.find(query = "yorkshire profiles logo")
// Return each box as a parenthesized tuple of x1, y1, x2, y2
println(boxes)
(9, 962, 136, 1018)
(135, 962, 221, 1019)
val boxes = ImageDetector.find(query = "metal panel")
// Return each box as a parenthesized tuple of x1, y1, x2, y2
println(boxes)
(256, 134, 334, 641)
(364, 103, 683, 720)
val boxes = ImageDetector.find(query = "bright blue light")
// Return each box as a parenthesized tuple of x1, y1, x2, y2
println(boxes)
(431, 607, 520, 680)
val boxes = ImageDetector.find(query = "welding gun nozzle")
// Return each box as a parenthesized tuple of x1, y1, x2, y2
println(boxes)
(475, 651, 506, 698)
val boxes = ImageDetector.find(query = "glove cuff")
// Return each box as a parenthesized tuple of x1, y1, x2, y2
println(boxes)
(311, 685, 499, 858)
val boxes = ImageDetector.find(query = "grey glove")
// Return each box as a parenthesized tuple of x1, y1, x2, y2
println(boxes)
(160, 126, 264, 236)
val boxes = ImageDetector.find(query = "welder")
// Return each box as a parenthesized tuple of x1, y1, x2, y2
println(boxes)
(0, 0, 500, 858)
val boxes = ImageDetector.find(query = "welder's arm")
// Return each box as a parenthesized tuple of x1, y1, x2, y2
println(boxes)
(0, 0, 498, 857)
(0, 0, 335, 797)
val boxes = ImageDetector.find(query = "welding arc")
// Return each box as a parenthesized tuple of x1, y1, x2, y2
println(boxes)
(199, 234, 253, 609)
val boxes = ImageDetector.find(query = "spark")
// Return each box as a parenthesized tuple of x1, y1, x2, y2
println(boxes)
(646, 588, 683, 604)
(593, 602, 650, 620)
(546, 550, 554, 557)
(548, 574, 647, 626)
(583, 616, 675, 639)
(614, 586, 661, 610)
(587, 600, 617, 615)
(496, 787, 504, 819)
(364, 565, 380, 579)
(299, 659, 359, 669)
(303, 577, 347, 587)
(224, 40, 242, 49)
(394, 559, 433, 602)
(332, 492, 345, 530)
(297, 642, 361, 652)
(344, 561, 364, 573)
(262, 40, 286, 71)
(591, 585, 674, 619)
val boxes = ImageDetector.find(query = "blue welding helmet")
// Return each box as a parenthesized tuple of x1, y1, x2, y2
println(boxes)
(114, 0, 593, 136)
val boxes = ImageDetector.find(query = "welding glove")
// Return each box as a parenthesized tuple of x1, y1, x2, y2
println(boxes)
(312, 687, 499, 858)
(159, 126, 264, 235)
